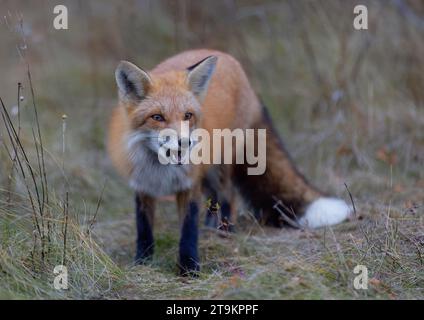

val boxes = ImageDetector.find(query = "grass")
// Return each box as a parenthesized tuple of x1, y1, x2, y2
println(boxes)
(0, 0, 423, 299)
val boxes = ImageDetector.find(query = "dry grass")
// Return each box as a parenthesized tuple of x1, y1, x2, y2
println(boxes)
(0, 0, 423, 299)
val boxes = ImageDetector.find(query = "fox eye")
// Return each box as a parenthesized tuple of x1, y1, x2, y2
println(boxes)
(184, 112, 193, 120)
(151, 114, 165, 122)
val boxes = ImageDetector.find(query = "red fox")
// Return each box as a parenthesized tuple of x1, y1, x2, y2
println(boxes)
(108, 49, 352, 275)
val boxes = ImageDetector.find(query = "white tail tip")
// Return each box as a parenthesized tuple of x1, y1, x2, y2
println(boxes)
(299, 197, 353, 229)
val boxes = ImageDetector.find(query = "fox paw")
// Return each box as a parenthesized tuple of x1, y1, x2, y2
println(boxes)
(134, 251, 153, 265)
(178, 257, 200, 277)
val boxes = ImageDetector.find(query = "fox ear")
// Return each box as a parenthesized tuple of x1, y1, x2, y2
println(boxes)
(115, 61, 151, 103)
(187, 56, 217, 102)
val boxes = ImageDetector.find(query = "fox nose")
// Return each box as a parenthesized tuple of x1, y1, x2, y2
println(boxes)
(178, 137, 191, 147)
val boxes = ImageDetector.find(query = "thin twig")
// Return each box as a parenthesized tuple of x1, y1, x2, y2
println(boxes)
(62, 192, 69, 266)
(88, 181, 107, 232)
(344, 182, 357, 216)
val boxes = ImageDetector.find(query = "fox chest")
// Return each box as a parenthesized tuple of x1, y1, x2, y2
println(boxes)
(127, 149, 192, 197)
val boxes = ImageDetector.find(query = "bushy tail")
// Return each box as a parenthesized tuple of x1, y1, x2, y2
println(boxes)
(233, 106, 352, 228)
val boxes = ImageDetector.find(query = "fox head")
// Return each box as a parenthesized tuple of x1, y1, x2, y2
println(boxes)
(115, 56, 217, 165)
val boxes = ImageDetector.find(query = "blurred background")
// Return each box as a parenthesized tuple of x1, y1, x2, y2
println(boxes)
(0, 0, 423, 299)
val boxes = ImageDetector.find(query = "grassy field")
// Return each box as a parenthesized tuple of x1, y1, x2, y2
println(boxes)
(0, 0, 423, 299)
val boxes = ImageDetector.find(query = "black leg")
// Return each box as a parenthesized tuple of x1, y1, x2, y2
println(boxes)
(135, 194, 154, 264)
(179, 201, 200, 276)
(219, 200, 235, 233)
(205, 199, 219, 229)
(203, 176, 219, 229)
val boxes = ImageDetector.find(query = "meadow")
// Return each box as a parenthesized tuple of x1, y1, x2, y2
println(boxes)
(0, 0, 423, 299)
